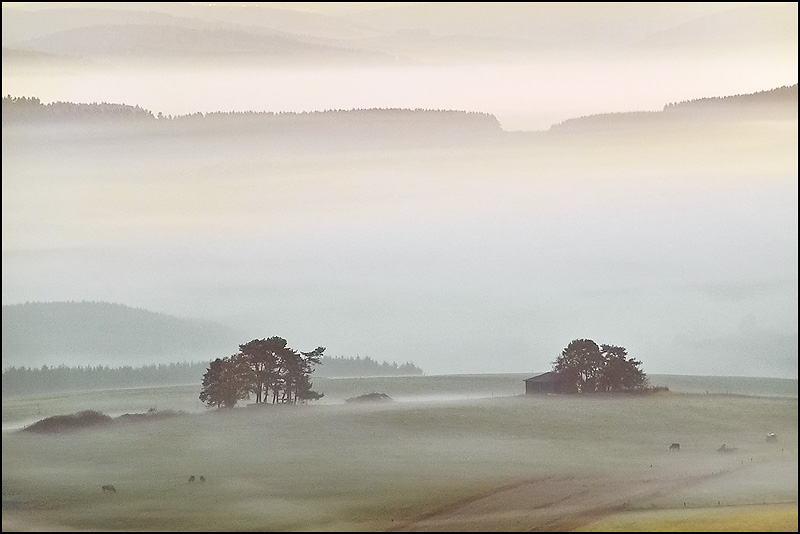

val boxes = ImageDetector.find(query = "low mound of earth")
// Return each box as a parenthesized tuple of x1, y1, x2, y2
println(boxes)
(345, 392, 393, 403)
(22, 409, 184, 433)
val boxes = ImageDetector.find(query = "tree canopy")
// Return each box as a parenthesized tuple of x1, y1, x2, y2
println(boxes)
(553, 339, 648, 394)
(200, 337, 324, 408)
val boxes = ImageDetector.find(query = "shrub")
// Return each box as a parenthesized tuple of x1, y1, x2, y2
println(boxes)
(116, 409, 185, 423)
(23, 410, 112, 433)
(345, 392, 393, 403)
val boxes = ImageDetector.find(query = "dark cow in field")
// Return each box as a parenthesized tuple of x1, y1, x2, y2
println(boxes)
(188, 475, 195, 483)
(718, 443, 738, 453)
(101, 485, 116, 493)
(669, 443, 680, 451)
(199, 475, 206, 484)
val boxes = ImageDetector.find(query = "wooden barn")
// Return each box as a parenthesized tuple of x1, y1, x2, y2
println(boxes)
(524, 371, 569, 394)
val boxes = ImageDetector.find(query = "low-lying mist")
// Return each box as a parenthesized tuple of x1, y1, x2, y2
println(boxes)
(2, 112, 796, 376)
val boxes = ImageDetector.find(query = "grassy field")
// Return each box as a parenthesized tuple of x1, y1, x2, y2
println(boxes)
(2, 378, 797, 531)
(3, 372, 796, 430)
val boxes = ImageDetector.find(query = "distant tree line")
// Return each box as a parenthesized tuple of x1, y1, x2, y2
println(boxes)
(663, 84, 797, 111)
(1, 356, 424, 398)
(553, 339, 648, 394)
(3, 95, 501, 128)
(1, 362, 203, 398)
(2, 95, 154, 122)
(550, 84, 797, 132)
(320, 355, 422, 377)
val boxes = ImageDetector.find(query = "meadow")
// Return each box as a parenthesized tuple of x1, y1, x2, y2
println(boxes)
(2, 374, 797, 531)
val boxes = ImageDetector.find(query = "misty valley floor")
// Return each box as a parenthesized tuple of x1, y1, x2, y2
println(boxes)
(2, 387, 797, 532)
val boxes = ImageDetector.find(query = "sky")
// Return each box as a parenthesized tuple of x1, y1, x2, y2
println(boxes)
(2, 2, 798, 377)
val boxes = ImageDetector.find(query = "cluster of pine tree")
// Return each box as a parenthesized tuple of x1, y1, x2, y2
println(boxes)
(200, 337, 324, 408)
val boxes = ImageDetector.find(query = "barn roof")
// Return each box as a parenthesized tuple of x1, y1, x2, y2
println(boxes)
(524, 371, 560, 382)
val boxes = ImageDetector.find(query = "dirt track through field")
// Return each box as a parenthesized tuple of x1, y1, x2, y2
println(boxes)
(388, 467, 740, 532)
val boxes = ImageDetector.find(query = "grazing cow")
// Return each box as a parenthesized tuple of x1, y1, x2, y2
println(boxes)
(188, 475, 195, 483)
(101, 485, 116, 493)
(718, 444, 738, 453)
(199, 475, 206, 484)
(669, 443, 680, 451)
(766, 432, 778, 442)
